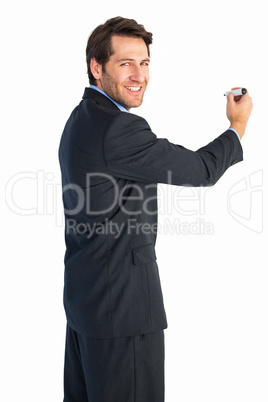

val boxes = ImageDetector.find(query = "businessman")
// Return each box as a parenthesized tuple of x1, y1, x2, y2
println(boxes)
(59, 16, 253, 402)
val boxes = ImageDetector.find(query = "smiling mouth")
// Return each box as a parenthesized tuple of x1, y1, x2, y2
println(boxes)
(125, 86, 142, 92)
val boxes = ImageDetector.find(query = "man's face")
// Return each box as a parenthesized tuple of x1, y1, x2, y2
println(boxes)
(96, 35, 150, 110)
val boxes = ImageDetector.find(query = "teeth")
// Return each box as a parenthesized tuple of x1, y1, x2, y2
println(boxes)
(126, 86, 141, 91)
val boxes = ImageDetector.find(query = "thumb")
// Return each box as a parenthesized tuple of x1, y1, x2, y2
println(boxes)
(227, 92, 234, 103)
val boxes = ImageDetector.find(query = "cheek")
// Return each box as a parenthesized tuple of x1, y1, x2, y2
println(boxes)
(140, 71, 149, 86)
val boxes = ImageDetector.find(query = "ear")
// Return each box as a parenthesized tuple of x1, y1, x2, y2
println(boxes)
(90, 57, 102, 80)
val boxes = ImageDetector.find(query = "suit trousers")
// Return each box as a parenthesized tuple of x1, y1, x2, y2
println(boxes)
(63, 324, 165, 402)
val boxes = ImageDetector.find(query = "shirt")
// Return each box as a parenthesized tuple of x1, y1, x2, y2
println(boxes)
(90, 85, 129, 113)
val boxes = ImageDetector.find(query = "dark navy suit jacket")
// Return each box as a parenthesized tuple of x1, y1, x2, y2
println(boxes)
(58, 87, 243, 338)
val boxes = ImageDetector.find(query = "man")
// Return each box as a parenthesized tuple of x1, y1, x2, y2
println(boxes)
(59, 16, 252, 402)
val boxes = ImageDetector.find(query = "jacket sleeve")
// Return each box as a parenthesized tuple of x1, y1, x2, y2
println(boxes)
(103, 112, 243, 186)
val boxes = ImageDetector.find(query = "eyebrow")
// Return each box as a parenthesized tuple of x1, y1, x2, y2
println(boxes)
(117, 58, 150, 63)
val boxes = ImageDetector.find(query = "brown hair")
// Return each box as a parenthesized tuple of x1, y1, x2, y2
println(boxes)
(86, 16, 153, 85)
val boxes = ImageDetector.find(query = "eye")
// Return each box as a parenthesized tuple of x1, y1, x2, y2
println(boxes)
(141, 62, 149, 66)
(121, 62, 130, 66)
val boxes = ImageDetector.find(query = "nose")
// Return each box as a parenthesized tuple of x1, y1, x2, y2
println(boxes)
(130, 65, 145, 83)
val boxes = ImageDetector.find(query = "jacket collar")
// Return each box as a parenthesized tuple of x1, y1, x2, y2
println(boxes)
(82, 87, 120, 111)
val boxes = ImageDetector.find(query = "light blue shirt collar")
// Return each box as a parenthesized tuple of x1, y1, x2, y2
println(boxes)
(89, 85, 129, 113)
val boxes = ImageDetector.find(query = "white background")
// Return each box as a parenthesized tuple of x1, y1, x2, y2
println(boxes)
(1, 0, 267, 401)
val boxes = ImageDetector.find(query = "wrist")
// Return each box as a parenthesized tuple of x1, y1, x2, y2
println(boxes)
(229, 123, 246, 139)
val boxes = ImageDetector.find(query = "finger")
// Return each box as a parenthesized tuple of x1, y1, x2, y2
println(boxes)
(227, 92, 234, 102)
(235, 92, 250, 102)
(227, 91, 241, 104)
